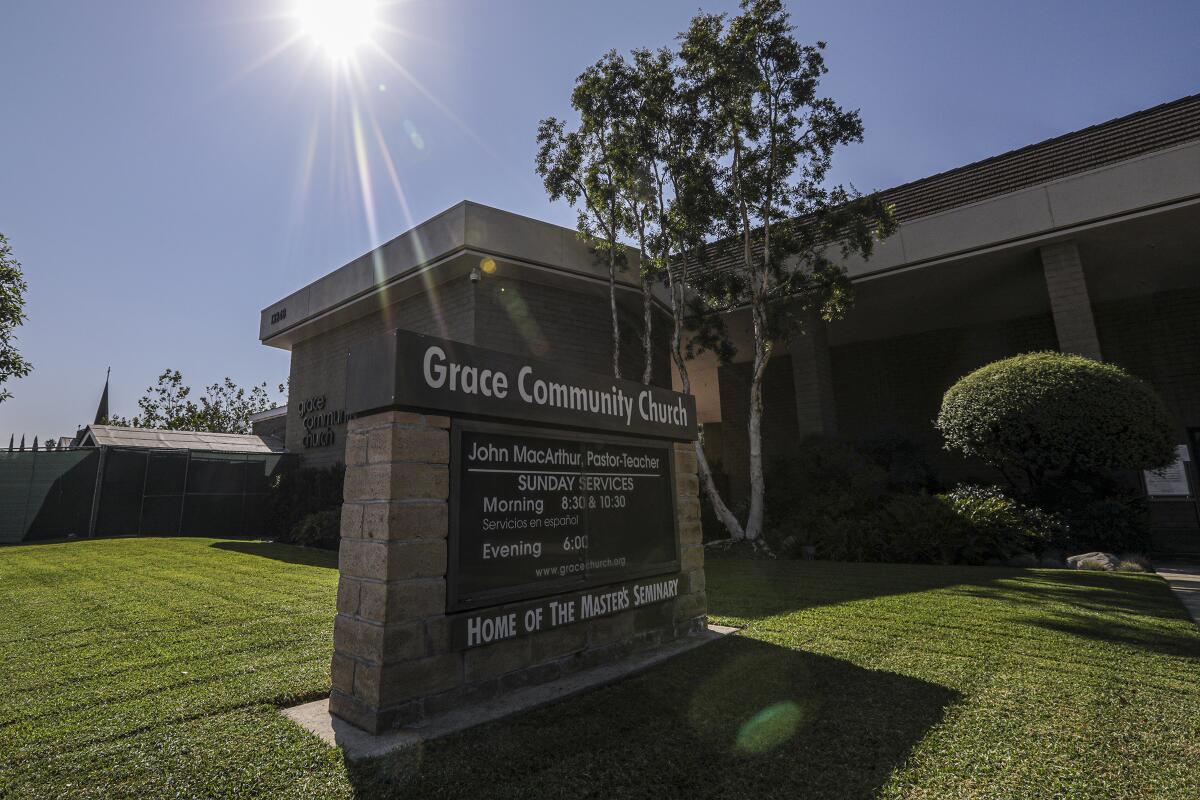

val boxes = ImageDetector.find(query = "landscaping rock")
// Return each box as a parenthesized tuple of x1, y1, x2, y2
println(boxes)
(1067, 552, 1119, 571)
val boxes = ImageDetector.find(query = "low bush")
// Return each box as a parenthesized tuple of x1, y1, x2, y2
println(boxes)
(860, 493, 968, 564)
(289, 509, 342, 550)
(267, 463, 345, 544)
(763, 437, 888, 535)
(1119, 552, 1153, 571)
(857, 433, 941, 493)
(1060, 495, 1151, 554)
(938, 485, 1068, 564)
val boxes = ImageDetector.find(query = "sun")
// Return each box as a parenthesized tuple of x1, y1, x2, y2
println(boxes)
(295, 0, 379, 62)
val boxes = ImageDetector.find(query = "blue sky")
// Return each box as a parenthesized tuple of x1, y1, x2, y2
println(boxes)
(1, 0, 1197, 438)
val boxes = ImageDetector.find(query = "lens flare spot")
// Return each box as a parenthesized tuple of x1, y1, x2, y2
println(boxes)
(404, 120, 425, 150)
(735, 701, 803, 753)
(480, 257, 497, 274)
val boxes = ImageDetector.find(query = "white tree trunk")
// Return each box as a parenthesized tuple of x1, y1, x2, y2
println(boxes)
(743, 294, 770, 542)
(641, 277, 653, 385)
(609, 247, 621, 380)
(668, 272, 744, 540)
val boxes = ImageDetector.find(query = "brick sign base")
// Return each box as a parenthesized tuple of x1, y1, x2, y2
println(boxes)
(329, 411, 706, 734)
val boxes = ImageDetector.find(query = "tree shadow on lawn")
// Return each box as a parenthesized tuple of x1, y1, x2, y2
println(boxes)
(707, 559, 1045, 620)
(344, 635, 961, 800)
(209, 539, 338, 569)
(950, 569, 1200, 619)
(1015, 612, 1200, 660)
(708, 559, 1189, 624)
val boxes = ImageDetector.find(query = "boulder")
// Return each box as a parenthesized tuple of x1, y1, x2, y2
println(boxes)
(1066, 551, 1119, 571)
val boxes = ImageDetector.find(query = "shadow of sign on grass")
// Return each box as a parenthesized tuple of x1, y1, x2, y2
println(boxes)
(344, 635, 960, 800)
(209, 539, 338, 569)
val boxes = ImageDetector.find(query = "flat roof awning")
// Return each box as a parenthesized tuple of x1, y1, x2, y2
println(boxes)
(80, 425, 285, 454)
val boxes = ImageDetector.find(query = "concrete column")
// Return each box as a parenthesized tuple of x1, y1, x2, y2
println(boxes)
(1040, 241, 1103, 360)
(790, 314, 838, 436)
(330, 410, 455, 734)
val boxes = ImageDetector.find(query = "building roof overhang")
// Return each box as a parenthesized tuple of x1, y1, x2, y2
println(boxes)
(260, 201, 674, 351)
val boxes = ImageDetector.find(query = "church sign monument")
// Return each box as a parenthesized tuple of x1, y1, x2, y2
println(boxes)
(330, 329, 706, 733)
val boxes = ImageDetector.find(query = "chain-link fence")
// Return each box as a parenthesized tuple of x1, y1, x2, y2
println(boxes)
(0, 447, 295, 544)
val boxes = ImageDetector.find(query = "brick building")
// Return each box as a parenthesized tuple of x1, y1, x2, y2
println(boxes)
(689, 93, 1200, 551)
(260, 202, 673, 469)
(261, 94, 1200, 551)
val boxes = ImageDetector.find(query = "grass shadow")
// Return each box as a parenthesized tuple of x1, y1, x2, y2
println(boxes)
(706, 559, 1035, 619)
(706, 559, 1191, 624)
(1016, 612, 1200, 660)
(343, 634, 960, 800)
(209, 539, 338, 569)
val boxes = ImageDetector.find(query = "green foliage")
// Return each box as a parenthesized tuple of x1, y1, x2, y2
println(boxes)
(679, 0, 897, 338)
(535, 51, 634, 380)
(857, 432, 941, 493)
(763, 437, 888, 536)
(106, 369, 284, 433)
(938, 485, 1068, 565)
(762, 438, 1071, 564)
(267, 463, 345, 543)
(866, 493, 971, 565)
(0, 233, 33, 402)
(1116, 554, 1153, 573)
(289, 509, 342, 550)
(1062, 495, 1151, 553)
(536, 0, 897, 542)
(937, 351, 1177, 493)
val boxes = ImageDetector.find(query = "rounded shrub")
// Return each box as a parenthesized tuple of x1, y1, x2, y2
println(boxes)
(937, 352, 1176, 487)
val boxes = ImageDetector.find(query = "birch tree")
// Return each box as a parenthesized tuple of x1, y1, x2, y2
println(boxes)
(677, 0, 896, 543)
(536, 51, 634, 380)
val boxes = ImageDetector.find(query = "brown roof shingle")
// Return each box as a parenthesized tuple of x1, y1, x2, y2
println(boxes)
(879, 92, 1200, 223)
(691, 93, 1200, 278)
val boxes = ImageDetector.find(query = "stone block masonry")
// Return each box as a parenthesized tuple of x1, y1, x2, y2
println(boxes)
(329, 411, 706, 734)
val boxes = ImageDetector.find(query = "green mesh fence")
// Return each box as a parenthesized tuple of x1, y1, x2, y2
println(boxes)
(0, 450, 99, 543)
(0, 448, 294, 544)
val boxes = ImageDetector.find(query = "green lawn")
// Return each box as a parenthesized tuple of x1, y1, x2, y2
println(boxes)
(1, 538, 1198, 799)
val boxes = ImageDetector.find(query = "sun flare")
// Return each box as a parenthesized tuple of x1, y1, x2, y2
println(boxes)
(295, 0, 378, 62)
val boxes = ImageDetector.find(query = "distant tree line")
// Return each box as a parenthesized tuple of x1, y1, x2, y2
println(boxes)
(105, 370, 285, 435)
(0, 232, 32, 404)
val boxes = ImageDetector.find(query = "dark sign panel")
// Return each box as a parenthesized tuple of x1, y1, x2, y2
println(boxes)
(346, 330, 698, 441)
(448, 422, 679, 612)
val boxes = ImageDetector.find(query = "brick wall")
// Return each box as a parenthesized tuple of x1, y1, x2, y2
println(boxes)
(286, 278, 475, 468)
(287, 275, 672, 468)
(474, 277, 672, 388)
(1094, 287, 1200, 437)
(1094, 287, 1200, 546)
(830, 313, 1059, 483)
(716, 356, 802, 507)
(716, 313, 1059, 500)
